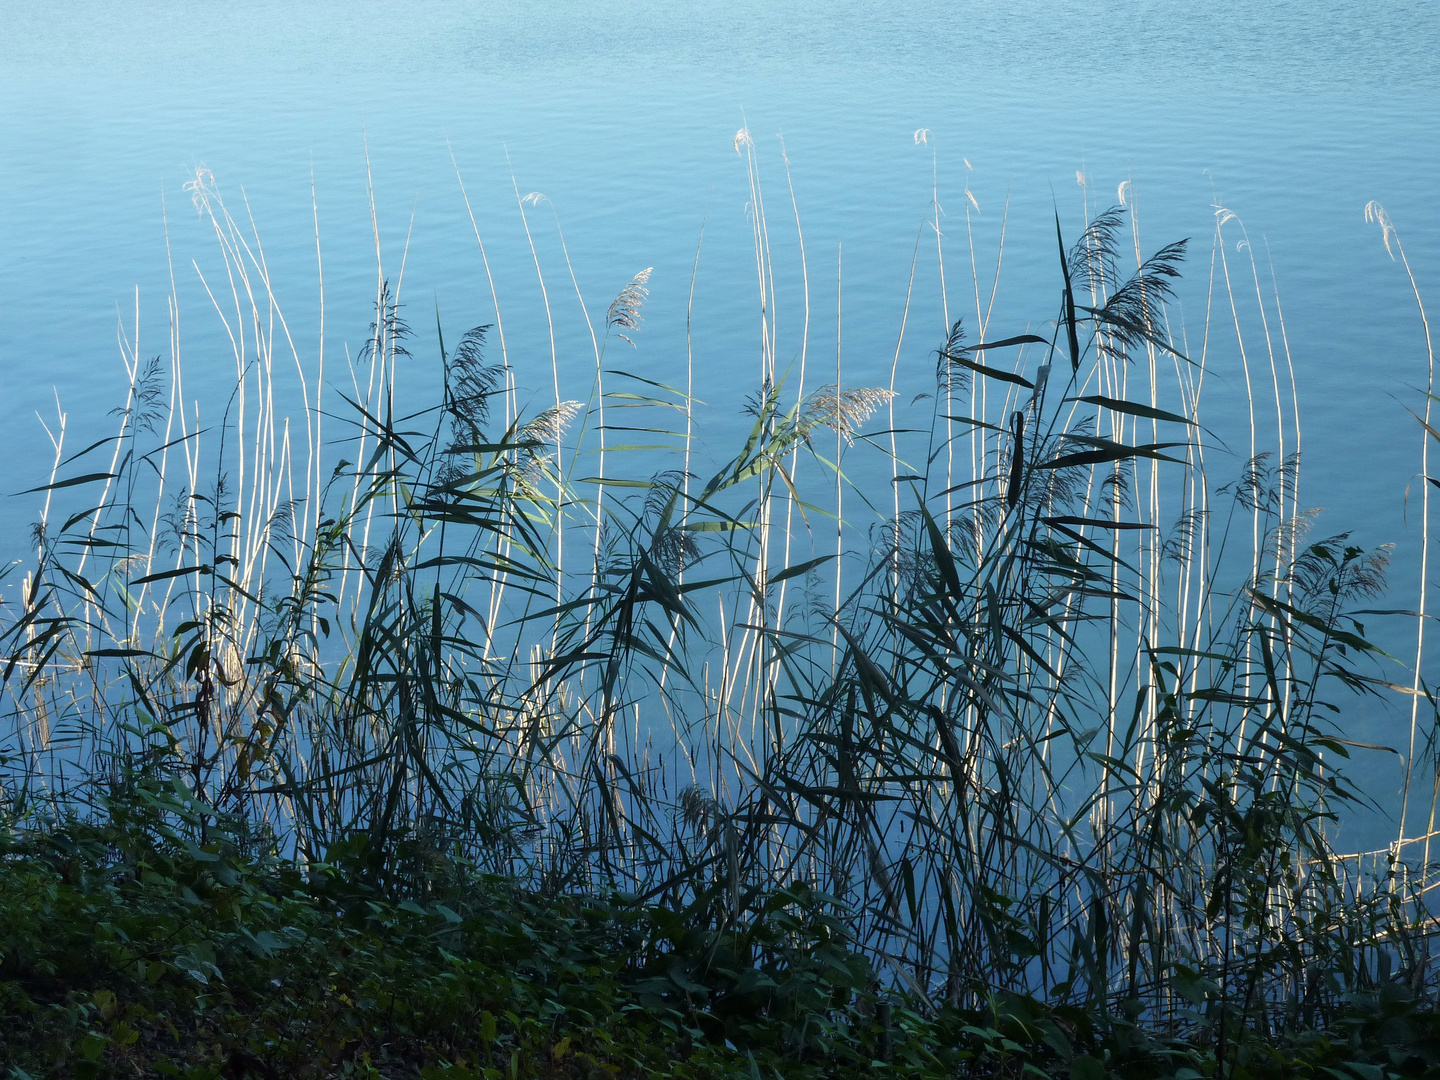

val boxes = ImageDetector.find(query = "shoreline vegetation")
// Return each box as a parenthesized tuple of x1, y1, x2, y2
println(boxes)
(3, 147, 1439, 1077)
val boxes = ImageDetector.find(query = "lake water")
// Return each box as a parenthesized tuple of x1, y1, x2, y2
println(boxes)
(1, 1, 1438, 843)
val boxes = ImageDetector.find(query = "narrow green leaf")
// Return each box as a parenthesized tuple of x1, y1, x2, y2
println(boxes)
(14, 471, 119, 495)
(1069, 394, 1194, 425)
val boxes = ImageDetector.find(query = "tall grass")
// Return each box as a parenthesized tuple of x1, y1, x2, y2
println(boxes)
(2, 148, 1436, 1046)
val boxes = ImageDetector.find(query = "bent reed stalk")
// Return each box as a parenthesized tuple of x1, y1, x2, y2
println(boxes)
(2, 149, 1437, 1045)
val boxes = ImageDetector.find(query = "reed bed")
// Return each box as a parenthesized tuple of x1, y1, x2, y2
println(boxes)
(2, 144, 1437, 1048)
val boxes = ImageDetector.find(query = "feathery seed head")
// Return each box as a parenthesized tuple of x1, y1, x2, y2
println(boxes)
(606, 268, 653, 346)
(184, 165, 218, 213)
(1366, 201, 1398, 260)
(801, 385, 897, 445)
(522, 400, 583, 450)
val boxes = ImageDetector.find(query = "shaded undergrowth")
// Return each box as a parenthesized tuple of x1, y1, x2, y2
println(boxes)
(5, 784, 1440, 1079)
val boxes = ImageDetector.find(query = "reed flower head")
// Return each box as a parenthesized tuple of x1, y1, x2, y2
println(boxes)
(800, 385, 896, 445)
(606, 268, 653, 347)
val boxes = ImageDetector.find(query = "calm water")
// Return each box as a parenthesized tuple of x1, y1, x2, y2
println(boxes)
(1, 1, 1437, 838)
